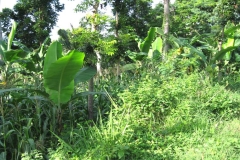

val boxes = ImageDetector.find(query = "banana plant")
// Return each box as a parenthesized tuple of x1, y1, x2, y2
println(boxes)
(0, 21, 47, 77)
(139, 27, 163, 59)
(138, 27, 157, 54)
(218, 24, 240, 62)
(43, 42, 97, 133)
(0, 21, 35, 88)
(43, 41, 97, 105)
(43, 41, 84, 106)
(197, 24, 240, 71)
(0, 21, 30, 63)
(0, 21, 18, 62)
(129, 27, 163, 61)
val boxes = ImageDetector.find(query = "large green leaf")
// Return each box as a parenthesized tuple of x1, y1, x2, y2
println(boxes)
(222, 37, 235, 60)
(0, 88, 24, 94)
(152, 37, 162, 52)
(156, 27, 164, 35)
(13, 41, 31, 53)
(43, 41, 63, 77)
(210, 46, 237, 64)
(224, 25, 240, 37)
(5, 49, 29, 62)
(169, 35, 183, 48)
(44, 50, 85, 91)
(46, 81, 74, 104)
(43, 42, 85, 105)
(74, 66, 97, 84)
(7, 21, 17, 50)
(188, 45, 207, 63)
(139, 27, 156, 53)
(150, 37, 162, 59)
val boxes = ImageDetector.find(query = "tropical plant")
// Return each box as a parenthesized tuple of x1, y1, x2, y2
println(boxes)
(0, 21, 98, 159)
(0, 21, 34, 88)
(0, 21, 49, 160)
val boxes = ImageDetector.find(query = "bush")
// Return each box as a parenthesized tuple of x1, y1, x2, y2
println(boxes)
(46, 71, 240, 159)
(118, 72, 240, 122)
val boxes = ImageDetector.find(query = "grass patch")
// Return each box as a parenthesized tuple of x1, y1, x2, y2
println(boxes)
(166, 118, 240, 160)
(43, 72, 240, 160)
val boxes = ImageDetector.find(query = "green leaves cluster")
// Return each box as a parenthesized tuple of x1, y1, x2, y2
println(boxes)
(138, 27, 163, 59)
(172, 0, 240, 38)
(0, 22, 41, 87)
(0, 0, 64, 49)
(43, 41, 85, 104)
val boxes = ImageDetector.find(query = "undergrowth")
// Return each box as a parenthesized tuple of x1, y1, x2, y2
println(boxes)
(39, 71, 240, 160)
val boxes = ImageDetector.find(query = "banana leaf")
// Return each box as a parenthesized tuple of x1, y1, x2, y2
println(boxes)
(74, 66, 97, 84)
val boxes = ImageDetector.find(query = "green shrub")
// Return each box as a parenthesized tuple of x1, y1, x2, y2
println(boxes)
(118, 76, 185, 121)
(119, 71, 240, 122)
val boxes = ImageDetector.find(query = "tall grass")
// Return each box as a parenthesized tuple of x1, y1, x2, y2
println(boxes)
(48, 107, 141, 160)
(2, 58, 240, 159)
(45, 71, 240, 160)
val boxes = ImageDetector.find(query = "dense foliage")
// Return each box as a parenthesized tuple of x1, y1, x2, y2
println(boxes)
(0, 0, 64, 48)
(0, 0, 240, 159)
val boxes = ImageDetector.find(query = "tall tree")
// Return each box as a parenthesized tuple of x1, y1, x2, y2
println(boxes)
(74, 0, 117, 120)
(0, 8, 13, 37)
(171, 0, 240, 46)
(0, 0, 3, 62)
(109, 0, 155, 67)
(0, 0, 2, 41)
(0, 0, 64, 48)
(163, 0, 170, 60)
(111, 0, 153, 38)
(172, 0, 216, 38)
(75, 0, 101, 121)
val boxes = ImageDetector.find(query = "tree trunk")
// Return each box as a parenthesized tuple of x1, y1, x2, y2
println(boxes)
(115, 7, 120, 81)
(96, 50, 102, 76)
(0, 19, 2, 41)
(87, 1, 100, 121)
(163, 0, 170, 61)
(115, 11, 119, 37)
(116, 61, 120, 81)
(88, 77, 94, 121)
(91, 2, 102, 77)
(0, 0, 3, 42)
(0, 0, 3, 64)
(218, 27, 225, 82)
